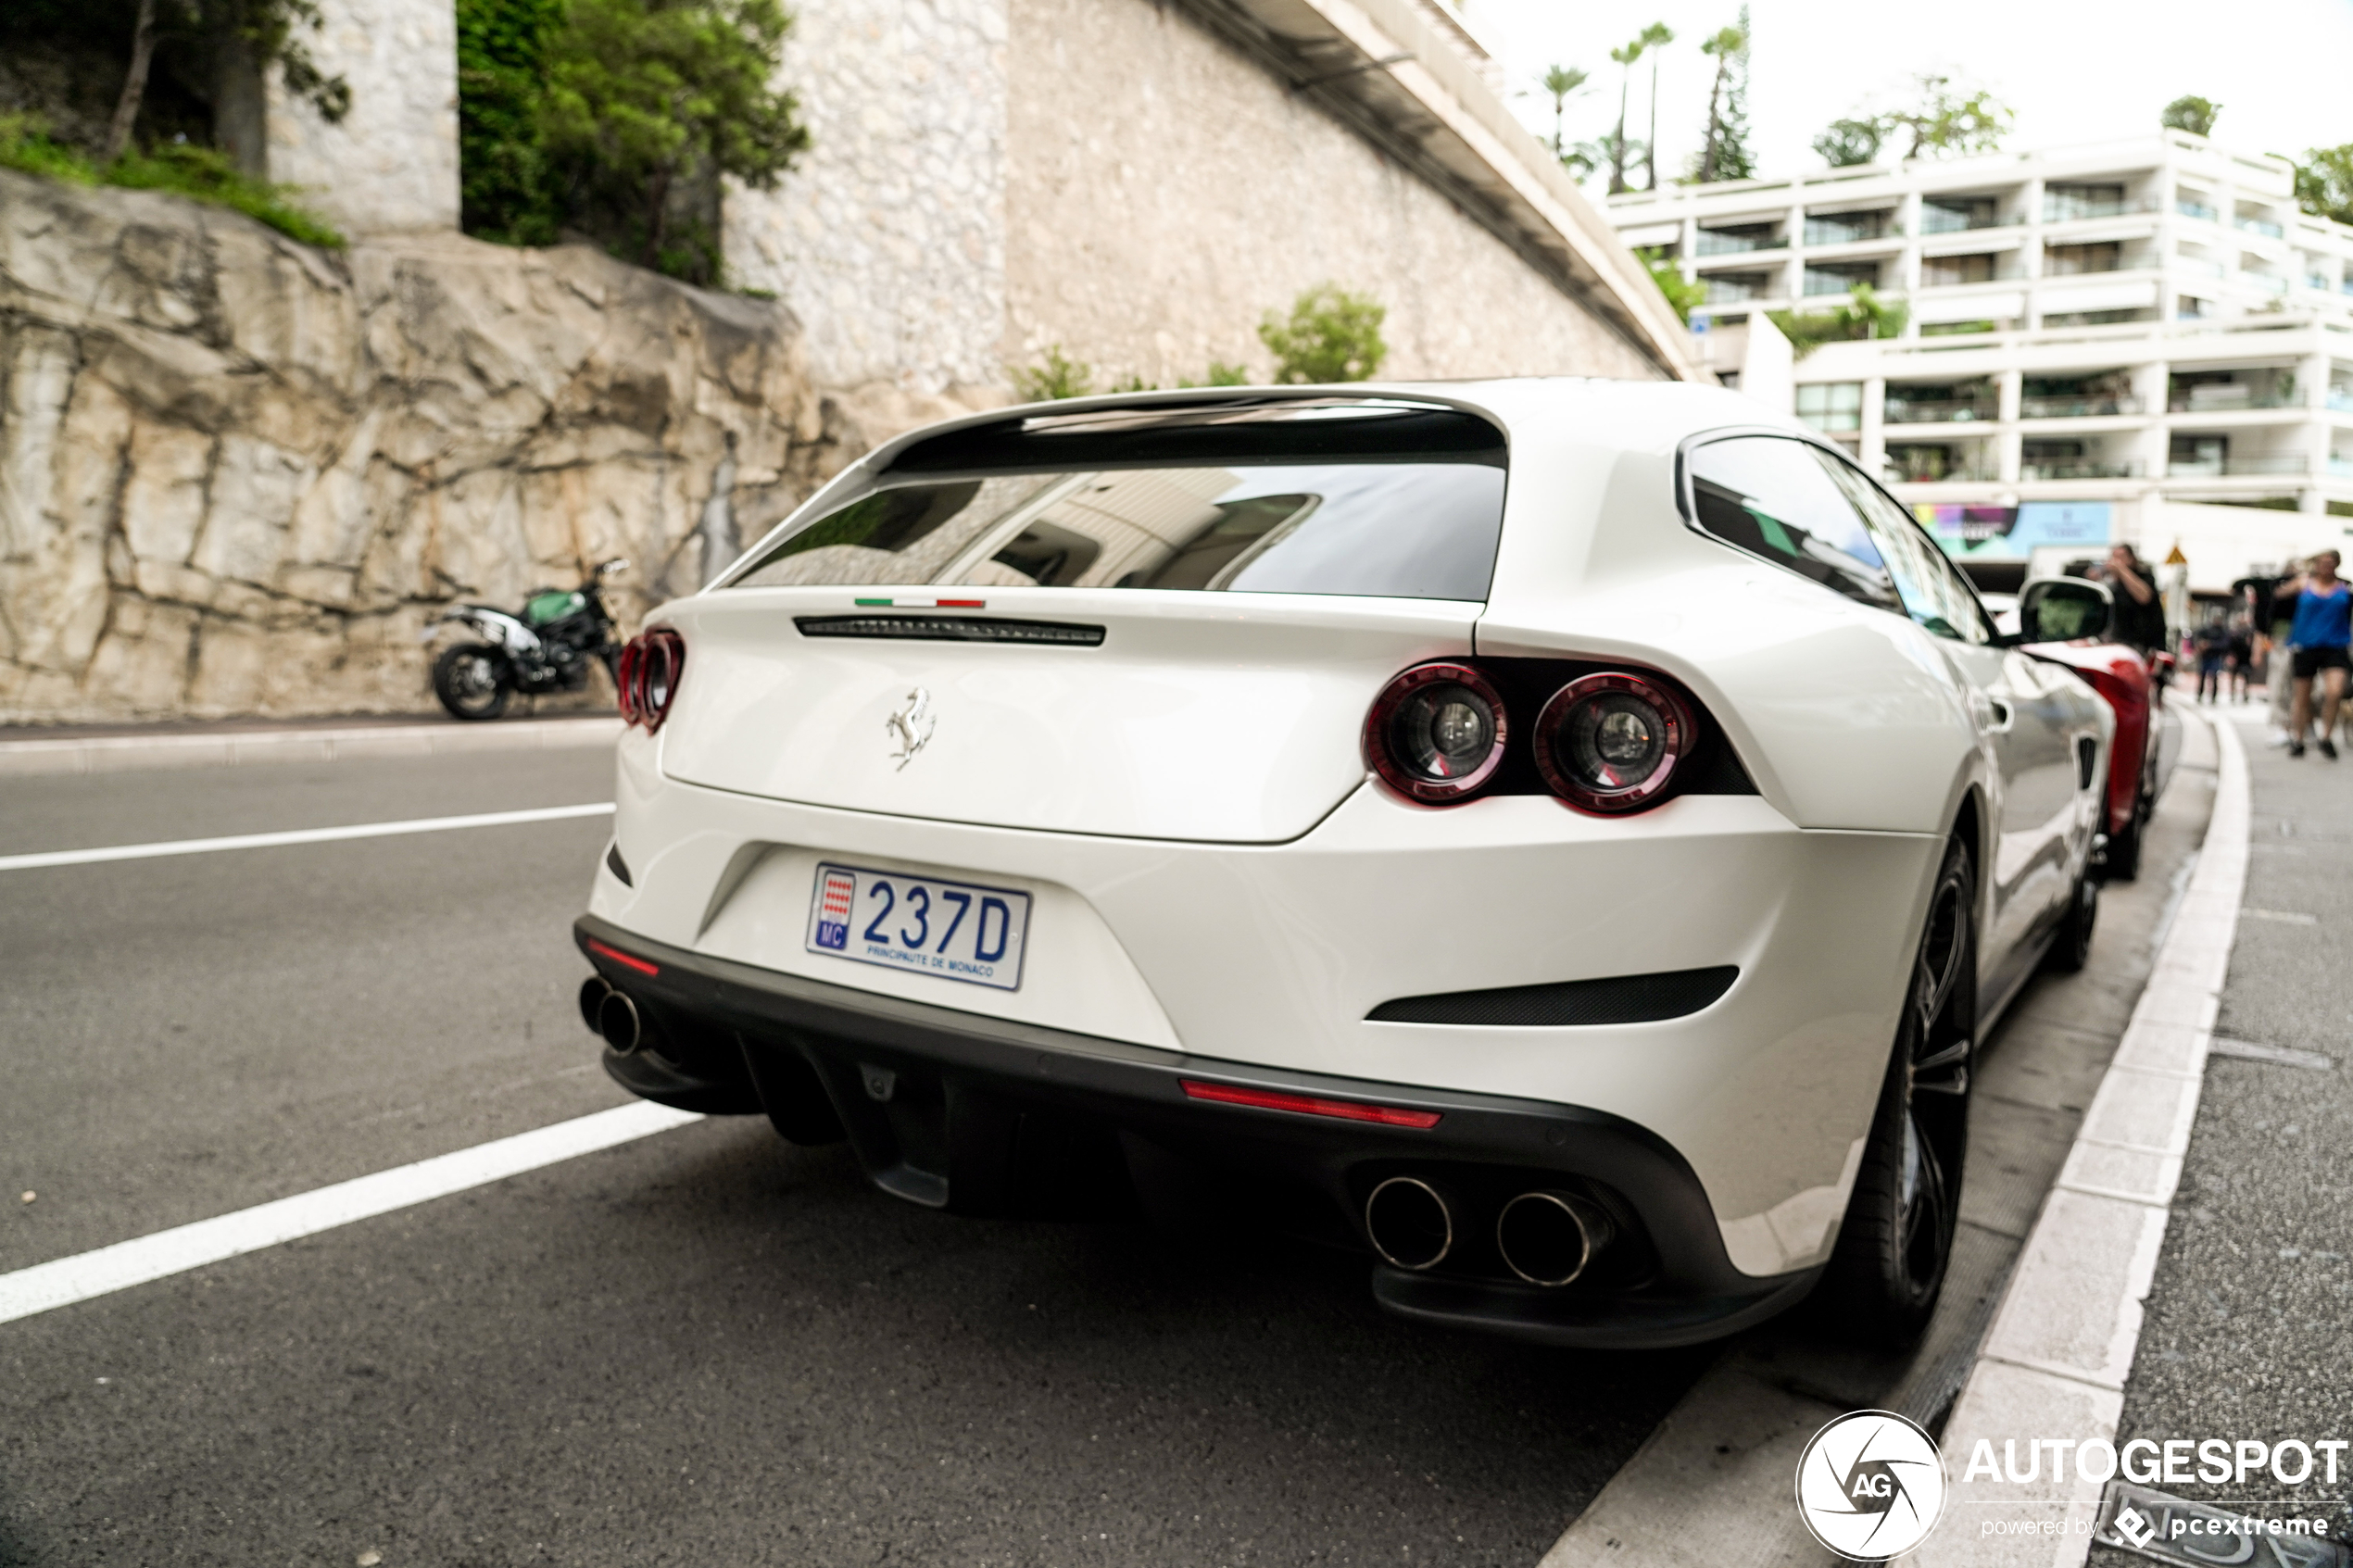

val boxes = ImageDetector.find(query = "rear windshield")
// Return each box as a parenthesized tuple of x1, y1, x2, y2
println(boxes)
(728, 402, 1507, 601)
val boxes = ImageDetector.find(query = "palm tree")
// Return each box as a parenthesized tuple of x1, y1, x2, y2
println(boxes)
(1697, 23, 1747, 183)
(1607, 37, 1646, 194)
(1540, 64, 1591, 159)
(1639, 22, 1675, 192)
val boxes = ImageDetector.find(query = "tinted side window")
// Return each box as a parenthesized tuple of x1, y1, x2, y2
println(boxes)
(1685, 437, 1902, 612)
(1820, 462, 1992, 644)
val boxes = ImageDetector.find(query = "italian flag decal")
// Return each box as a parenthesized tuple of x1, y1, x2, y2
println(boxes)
(852, 597, 988, 608)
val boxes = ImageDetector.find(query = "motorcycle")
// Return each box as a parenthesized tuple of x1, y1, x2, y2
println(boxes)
(425, 558, 629, 721)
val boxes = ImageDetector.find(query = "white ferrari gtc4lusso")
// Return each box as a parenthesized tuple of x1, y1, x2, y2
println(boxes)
(575, 382, 2112, 1348)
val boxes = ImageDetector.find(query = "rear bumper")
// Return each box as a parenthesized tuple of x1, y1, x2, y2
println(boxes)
(576, 914, 1818, 1348)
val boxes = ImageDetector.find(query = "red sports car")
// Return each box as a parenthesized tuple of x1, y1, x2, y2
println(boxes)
(2007, 576, 2173, 880)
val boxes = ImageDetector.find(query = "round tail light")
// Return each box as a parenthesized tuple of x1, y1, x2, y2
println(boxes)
(618, 627, 686, 733)
(1534, 671, 1693, 813)
(1365, 662, 1509, 803)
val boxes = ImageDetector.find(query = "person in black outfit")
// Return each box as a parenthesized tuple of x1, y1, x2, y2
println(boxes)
(2102, 545, 2169, 653)
(2196, 620, 2231, 703)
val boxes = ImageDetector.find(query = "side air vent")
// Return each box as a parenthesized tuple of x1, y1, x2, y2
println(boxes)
(794, 615, 1105, 646)
(1367, 966, 1738, 1027)
(604, 843, 634, 886)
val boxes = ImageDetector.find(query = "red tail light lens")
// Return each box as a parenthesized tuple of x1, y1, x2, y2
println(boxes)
(1365, 661, 1509, 803)
(1180, 1079, 1442, 1128)
(617, 627, 686, 733)
(1534, 671, 1693, 813)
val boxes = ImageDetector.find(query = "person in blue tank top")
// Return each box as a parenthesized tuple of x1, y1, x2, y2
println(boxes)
(2275, 550, 2351, 758)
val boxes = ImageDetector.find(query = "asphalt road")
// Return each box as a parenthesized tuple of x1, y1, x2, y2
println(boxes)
(2089, 707, 2353, 1561)
(0, 749, 1707, 1567)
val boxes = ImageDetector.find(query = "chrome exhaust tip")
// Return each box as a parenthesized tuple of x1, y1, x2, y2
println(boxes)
(1496, 1190, 1616, 1287)
(578, 975, 611, 1035)
(596, 987, 642, 1055)
(1364, 1176, 1453, 1271)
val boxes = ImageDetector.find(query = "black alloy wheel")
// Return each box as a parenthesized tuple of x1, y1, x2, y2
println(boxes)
(1821, 838, 1976, 1346)
(433, 642, 513, 721)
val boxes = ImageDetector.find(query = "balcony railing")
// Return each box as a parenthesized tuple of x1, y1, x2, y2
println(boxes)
(2329, 391, 2353, 412)
(2175, 199, 2219, 222)
(2169, 386, 2299, 412)
(2307, 276, 2336, 292)
(1887, 466, 1999, 483)
(1703, 278, 1772, 305)
(1804, 270, 1880, 295)
(2237, 271, 2289, 295)
(2168, 456, 2309, 477)
(1804, 217, 1892, 246)
(1695, 230, 1783, 256)
(2021, 461, 2144, 481)
(2175, 256, 2226, 279)
(2045, 194, 2149, 222)
(2234, 215, 2286, 240)
(2019, 395, 2144, 419)
(1886, 399, 1998, 424)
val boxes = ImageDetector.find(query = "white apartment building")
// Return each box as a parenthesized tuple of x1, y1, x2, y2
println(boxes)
(1607, 132, 2353, 588)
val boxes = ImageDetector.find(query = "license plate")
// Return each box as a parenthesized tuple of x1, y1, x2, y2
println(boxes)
(806, 863, 1031, 991)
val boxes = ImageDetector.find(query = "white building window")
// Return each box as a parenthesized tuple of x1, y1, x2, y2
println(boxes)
(1795, 383, 1865, 433)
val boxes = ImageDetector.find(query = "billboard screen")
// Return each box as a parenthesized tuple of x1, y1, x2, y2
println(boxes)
(1916, 501, 2111, 560)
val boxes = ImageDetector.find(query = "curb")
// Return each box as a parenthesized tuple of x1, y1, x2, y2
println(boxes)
(0, 717, 623, 779)
(1908, 705, 2250, 1568)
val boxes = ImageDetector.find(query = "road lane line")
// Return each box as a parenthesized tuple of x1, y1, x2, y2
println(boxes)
(0, 802, 616, 872)
(0, 1101, 703, 1326)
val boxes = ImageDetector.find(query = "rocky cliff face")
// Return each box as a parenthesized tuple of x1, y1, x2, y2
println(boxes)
(0, 169, 848, 722)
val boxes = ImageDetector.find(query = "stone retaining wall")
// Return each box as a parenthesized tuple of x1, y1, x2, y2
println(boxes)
(0, 170, 841, 723)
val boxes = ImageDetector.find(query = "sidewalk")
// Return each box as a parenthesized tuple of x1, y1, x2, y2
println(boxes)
(0, 711, 619, 778)
(2086, 708, 2353, 1562)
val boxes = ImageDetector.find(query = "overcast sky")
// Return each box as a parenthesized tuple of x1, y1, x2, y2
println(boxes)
(1465, 0, 2353, 190)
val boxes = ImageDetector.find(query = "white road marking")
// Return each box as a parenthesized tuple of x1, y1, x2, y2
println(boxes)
(0, 802, 616, 872)
(2210, 1036, 2335, 1071)
(2241, 907, 2320, 924)
(0, 1101, 704, 1326)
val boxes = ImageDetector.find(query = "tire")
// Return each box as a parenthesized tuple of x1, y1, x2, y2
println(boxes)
(1819, 839, 1975, 1348)
(2045, 871, 2098, 973)
(433, 643, 512, 721)
(2102, 810, 2143, 883)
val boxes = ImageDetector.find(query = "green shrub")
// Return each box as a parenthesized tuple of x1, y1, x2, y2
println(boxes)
(537, 0, 809, 283)
(0, 114, 342, 247)
(1260, 283, 1387, 383)
(1012, 345, 1093, 401)
(0, 113, 98, 184)
(107, 143, 345, 247)
(1767, 282, 1906, 359)
(458, 0, 567, 245)
(1638, 246, 1705, 320)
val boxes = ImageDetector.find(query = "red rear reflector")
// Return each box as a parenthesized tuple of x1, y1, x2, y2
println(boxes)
(1179, 1079, 1441, 1128)
(586, 938, 659, 977)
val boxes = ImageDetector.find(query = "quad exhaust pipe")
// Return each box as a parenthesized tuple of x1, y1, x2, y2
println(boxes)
(578, 975, 643, 1055)
(1495, 1190, 1616, 1287)
(1364, 1176, 1454, 1271)
(1363, 1176, 1617, 1286)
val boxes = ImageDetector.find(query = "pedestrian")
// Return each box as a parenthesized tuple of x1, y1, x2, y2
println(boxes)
(2102, 545, 2169, 654)
(2275, 550, 2351, 759)
(2194, 619, 2229, 704)
(2226, 619, 2253, 702)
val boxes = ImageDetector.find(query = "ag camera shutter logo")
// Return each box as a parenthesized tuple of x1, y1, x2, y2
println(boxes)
(1794, 1410, 1948, 1560)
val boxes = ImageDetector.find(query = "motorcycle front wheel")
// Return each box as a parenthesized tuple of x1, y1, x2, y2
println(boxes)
(433, 643, 513, 721)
